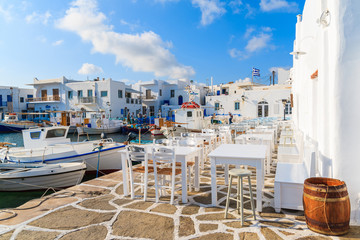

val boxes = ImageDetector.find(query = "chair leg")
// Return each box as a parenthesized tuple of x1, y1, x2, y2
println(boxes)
(237, 176, 240, 214)
(128, 161, 135, 199)
(248, 176, 256, 220)
(224, 175, 233, 218)
(143, 170, 148, 201)
(240, 176, 244, 226)
(188, 165, 192, 192)
(170, 173, 176, 205)
(154, 167, 159, 203)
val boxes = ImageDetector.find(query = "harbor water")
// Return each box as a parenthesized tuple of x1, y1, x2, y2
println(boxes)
(0, 131, 156, 209)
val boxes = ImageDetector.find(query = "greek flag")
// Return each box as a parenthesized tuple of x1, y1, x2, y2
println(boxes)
(252, 68, 260, 77)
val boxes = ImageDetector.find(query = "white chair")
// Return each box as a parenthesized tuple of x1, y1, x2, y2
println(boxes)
(126, 145, 153, 201)
(246, 136, 263, 145)
(152, 147, 182, 204)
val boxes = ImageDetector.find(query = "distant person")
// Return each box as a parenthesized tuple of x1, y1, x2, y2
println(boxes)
(131, 113, 135, 124)
(211, 113, 216, 124)
(229, 112, 233, 124)
(158, 109, 162, 118)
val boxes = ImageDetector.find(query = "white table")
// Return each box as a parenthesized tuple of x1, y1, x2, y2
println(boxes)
(208, 144, 267, 212)
(235, 133, 273, 174)
(119, 145, 201, 204)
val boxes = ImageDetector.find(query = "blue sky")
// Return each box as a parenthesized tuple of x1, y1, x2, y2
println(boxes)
(0, 0, 305, 88)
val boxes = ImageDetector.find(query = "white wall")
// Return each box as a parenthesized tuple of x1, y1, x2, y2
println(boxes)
(291, 0, 360, 223)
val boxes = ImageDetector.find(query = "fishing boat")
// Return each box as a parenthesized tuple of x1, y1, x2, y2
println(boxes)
(76, 113, 123, 135)
(0, 162, 86, 191)
(0, 126, 125, 173)
(0, 113, 39, 133)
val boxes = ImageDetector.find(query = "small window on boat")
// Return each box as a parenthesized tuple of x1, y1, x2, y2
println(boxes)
(46, 129, 67, 138)
(30, 131, 41, 139)
(187, 111, 192, 117)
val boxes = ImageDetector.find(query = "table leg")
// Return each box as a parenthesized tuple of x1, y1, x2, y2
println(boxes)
(210, 157, 217, 206)
(256, 160, 264, 212)
(121, 152, 129, 196)
(225, 164, 229, 185)
(181, 156, 188, 203)
(195, 152, 200, 191)
(267, 145, 271, 174)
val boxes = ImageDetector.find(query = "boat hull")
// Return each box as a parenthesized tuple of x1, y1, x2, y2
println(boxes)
(2, 143, 126, 172)
(0, 162, 86, 191)
(0, 122, 38, 133)
(77, 126, 121, 135)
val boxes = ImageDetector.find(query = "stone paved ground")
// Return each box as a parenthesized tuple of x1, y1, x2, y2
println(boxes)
(0, 155, 359, 239)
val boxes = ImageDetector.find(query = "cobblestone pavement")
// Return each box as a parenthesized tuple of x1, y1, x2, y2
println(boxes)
(0, 156, 359, 240)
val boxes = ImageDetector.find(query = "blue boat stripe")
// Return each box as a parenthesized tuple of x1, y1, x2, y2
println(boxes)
(6, 145, 126, 164)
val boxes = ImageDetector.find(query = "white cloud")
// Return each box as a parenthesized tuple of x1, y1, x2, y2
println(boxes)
(236, 77, 251, 83)
(191, 0, 226, 26)
(229, 26, 273, 60)
(154, 0, 180, 3)
(78, 63, 103, 75)
(244, 26, 255, 39)
(0, 4, 13, 22)
(245, 32, 272, 52)
(120, 19, 140, 31)
(228, 0, 242, 14)
(52, 40, 64, 46)
(259, 0, 298, 12)
(229, 48, 248, 60)
(25, 11, 51, 25)
(37, 36, 47, 43)
(56, 0, 194, 79)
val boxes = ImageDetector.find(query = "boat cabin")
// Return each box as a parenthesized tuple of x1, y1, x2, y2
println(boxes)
(3, 113, 19, 122)
(174, 101, 204, 130)
(22, 126, 70, 149)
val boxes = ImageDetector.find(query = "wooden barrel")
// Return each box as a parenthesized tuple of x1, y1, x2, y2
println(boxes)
(303, 177, 350, 235)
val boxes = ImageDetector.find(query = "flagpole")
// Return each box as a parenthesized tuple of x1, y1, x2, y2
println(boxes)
(251, 68, 253, 84)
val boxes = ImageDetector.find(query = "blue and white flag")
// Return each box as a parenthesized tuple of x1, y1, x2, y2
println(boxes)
(252, 68, 260, 77)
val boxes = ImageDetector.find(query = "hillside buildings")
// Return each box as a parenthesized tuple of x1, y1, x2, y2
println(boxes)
(0, 86, 33, 120)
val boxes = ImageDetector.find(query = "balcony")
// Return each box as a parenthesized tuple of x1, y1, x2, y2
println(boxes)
(26, 96, 61, 103)
(78, 96, 97, 105)
(142, 95, 157, 101)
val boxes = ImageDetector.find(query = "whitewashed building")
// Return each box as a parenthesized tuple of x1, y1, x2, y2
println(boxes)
(26, 76, 141, 119)
(132, 79, 207, 118)
(0, 86, 33, 120)
(290, 0, 360, 223)
(205, 78, 292, 119)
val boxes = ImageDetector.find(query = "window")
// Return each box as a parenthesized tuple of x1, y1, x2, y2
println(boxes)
(118, 90, 123, 98)
(101, 91, 108, 97)
(170, 90, 175, 98)
(146, 89, 151, 99)
(46, 128, 67, 138)
(215, 102, 220, 110)
(159, 89, 162, 96)
(149, 106, 155, 116)
(285, 101, 292, 115)
(78, 90, 83, 98)
(187, 111, 192, 117)
(30, 131, 41, 139)
(87, 89, 93, 97)
(20, 97, 24, 103)
(27, 94, 33, 99)
(131, 99, 134, 104)
(234, 102, 240, 110)
(258, 101, 269, 117)
(68, 91, 73, 99)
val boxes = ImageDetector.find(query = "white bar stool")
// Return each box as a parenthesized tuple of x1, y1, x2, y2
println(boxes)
(224, 168, 256, 226)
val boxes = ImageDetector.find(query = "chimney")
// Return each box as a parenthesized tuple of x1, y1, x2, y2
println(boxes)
(297, 14, 302, 23)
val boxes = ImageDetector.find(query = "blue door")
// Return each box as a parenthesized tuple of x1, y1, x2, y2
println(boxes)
(178, 95, 183, 105)
(0, 95, 2, 106)
(7, 95, 12, 102)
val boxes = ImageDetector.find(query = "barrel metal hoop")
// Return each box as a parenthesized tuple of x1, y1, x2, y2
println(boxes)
(304, 185, 347, 193)
(303, 192, 349, 202)
(307, 225, 349, 236)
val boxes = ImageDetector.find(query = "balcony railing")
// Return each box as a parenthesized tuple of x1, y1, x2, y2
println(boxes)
(26, 96, 61, 102)
(142, 95, 157, 100)
(78, 96, 97, 104)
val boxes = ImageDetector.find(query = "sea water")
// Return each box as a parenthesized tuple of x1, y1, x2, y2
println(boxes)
(0, 131, 159, 209)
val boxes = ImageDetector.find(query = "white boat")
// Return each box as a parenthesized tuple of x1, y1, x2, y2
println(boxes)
(0, 162, 86, 191)
(0, 126, 125, 173)
(0, 113, 39, 133)
(77, 113, 123, 135)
